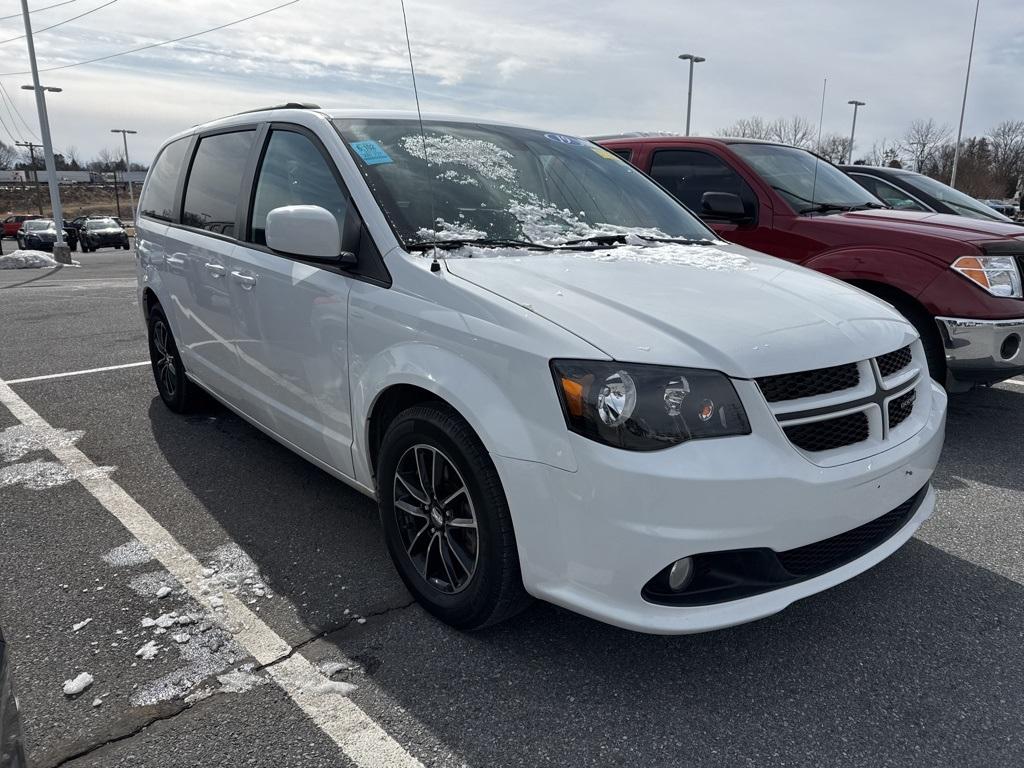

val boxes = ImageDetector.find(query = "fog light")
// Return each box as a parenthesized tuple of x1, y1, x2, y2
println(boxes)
(1000, 333, 1020, 360)
(668, 557, 693, 591)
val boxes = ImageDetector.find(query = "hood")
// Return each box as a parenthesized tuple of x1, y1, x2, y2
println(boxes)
(818, 208, 1024, 248)
(443, 242, 915, 378)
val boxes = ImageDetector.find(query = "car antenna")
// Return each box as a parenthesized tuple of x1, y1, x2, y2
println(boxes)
(809, 76, 826, 212)
(399, 0, 440, 273)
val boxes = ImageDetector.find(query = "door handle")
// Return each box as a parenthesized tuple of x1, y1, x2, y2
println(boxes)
(165, 254, 185, 267)
(205, 262, 226, 277)
(231, 270, 257, 290)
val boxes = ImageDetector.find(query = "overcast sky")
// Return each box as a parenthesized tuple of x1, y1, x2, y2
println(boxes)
(0, 0, 1020, 164)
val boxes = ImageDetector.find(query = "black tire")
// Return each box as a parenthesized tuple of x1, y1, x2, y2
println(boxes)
(888, 295, 946, 384)
(147, 306, 202, 413)
(377, 404, 531, 630)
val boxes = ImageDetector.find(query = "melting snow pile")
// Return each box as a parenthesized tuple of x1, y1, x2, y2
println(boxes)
(0, 249, 59, 269)
(0, 425, 115, 490)
(0, 425, 84, 462)
(102, 540, 153, 567)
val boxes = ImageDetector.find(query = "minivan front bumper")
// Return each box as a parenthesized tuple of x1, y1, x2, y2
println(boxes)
(936, 316, 1024, 385)
(493, 380, 946, 634)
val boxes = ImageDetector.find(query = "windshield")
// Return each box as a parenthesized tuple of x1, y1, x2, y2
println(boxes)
(902, 173, 1013, 222)
(731, 143, 882, 214)
(24, 219, 54, 231)
(334, 118, 715, 247)
(86, 219, 117, 230)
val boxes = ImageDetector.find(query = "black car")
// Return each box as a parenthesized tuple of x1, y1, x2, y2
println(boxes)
(15, 219, 79, 252)
(79, 217, 130, 252)
(0, 629, 27, 768)
(840, 164, 1020, 224)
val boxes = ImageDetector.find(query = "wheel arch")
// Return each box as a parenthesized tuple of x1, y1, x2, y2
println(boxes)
(352, 344, 577, 489)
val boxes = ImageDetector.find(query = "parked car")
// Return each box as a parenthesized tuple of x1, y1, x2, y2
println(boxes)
(0, 628, 27, 768)
(840, 164, 1020, 224)
(980, 199, 1019, 219)
(137, 107, 946, 634)
(2, 214, 40, 239)
(15, 218, 78, 252)
(79, 217, 130, 252)
(599, 136, 1024, 391)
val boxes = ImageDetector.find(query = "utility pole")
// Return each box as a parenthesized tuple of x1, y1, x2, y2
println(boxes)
(846, 100, 865, 164)
(112, 167, 122, 218)
(19, 0, 70, 263)
(15, 140, 44, 215)
(110, 129, 137, 222)
(678, 53, 706, 136)
(951, 0, 980, 188)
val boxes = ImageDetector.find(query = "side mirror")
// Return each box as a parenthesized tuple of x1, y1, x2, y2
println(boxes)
(265, 205, 356, 264)
(701, 191, 749, 221)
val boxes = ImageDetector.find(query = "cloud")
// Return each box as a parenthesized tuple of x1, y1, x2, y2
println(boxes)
(0, 0, 1019, 163)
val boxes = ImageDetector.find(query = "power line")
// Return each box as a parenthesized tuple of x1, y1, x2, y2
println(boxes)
(0, 0, 300, 77)
(0, 0, 119, 46)
(0, 107, 19, 144)
(0, 81, 37, 140)
(0, 0, 80, 23)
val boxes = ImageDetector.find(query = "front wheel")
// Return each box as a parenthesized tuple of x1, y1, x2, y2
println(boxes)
(377, 404, 531, 630)
(888, 295, 946, 385)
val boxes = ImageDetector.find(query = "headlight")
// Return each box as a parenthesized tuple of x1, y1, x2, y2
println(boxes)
(550, 359, 750, 451)
(952, 255, 1022, 298)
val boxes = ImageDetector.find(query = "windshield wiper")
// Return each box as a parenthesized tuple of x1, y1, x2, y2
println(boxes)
(407, 238, 556, 252)
(800, 201, 890, 215)
(560, 234, 716, 247)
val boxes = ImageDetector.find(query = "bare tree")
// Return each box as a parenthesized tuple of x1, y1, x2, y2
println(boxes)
(899, 118, 952, 172)
(817, 133, 851, 163)
(988, 120, 1024, 197)
(718, 115, 774, 140)
(0, 139, 15, 169)
(769, 115, 816, 148)
(63, 144, 82, 170)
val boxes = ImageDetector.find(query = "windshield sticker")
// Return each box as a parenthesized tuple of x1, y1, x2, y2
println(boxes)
(544, 133, 584, 146)
(350, 140, 393, 165)
(590, 146, 617, 160)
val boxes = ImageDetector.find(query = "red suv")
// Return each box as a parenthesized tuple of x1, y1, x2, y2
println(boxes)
(2, 214, 40, 238)
(599, 136, 1024, 390)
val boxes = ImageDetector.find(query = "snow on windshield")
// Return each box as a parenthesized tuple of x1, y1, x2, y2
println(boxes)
(446, 239, 756, 272)
(400, 131, 673, 247)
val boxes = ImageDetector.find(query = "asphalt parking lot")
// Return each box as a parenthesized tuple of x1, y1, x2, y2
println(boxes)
(1, 239, 1022, 768)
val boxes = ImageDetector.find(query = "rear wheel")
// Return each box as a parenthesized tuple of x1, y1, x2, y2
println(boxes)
(377, 404, 531, 630)
(147, 306, 202, 413)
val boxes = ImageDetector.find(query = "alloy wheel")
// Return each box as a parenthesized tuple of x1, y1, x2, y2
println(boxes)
(393, 444, 479, 594)
(152, 319, 178, 399)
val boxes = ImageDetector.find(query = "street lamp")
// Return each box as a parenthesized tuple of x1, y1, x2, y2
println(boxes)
(18, 77, 69, 263)
(678, 53, 706, 136)
(111, 129, 138, 222)
(951, 0, 981, 188)
(846, 100, 865, 164)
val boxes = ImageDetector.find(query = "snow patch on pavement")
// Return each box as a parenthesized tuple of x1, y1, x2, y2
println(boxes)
(0, 249, 61, 269)
(0, 424, 85, 462)
(0, 459, 115, 490)
(71, 618, 93, 632)
(216, 667, 267, 695)
(101, 540, 154, 567)
(62, 672, 94, 696)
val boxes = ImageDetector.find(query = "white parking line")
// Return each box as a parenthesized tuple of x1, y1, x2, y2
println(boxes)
(0, 377, 423, 768)
(5, 361, 150, 385)
(1004, 379, 1024, 388)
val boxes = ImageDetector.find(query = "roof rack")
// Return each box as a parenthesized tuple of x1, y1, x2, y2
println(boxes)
(232, 102, 321, 116)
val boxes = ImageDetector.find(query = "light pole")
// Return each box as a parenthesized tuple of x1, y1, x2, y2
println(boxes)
(678, 53, 706, 136)
(111, 128, 137, 222)
(951, 0, 980, 188)
(846, 100, 865, 164)
(19, 0, 70, 264)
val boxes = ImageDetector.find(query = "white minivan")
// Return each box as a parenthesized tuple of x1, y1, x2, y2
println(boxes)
(137, 105, 947, 634)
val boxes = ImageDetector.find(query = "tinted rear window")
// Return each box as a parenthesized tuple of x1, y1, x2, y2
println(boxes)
(140, 138, 189, 222)
(182, 131, 255, 237)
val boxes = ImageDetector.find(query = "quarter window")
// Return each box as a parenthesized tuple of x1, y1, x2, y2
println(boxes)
(182, 131, 256, 236)
(650, 150, 758, 221)
(250, 130, 348, 246)
(139, 137, 189, 222)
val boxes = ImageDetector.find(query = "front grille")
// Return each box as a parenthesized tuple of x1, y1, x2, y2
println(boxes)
(777, 491, 921, 576)
(877, 345, 912, 377)
(888, 389, 916, 429)
(757, 363, 859, 403)
(783, 411, 869, 452)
